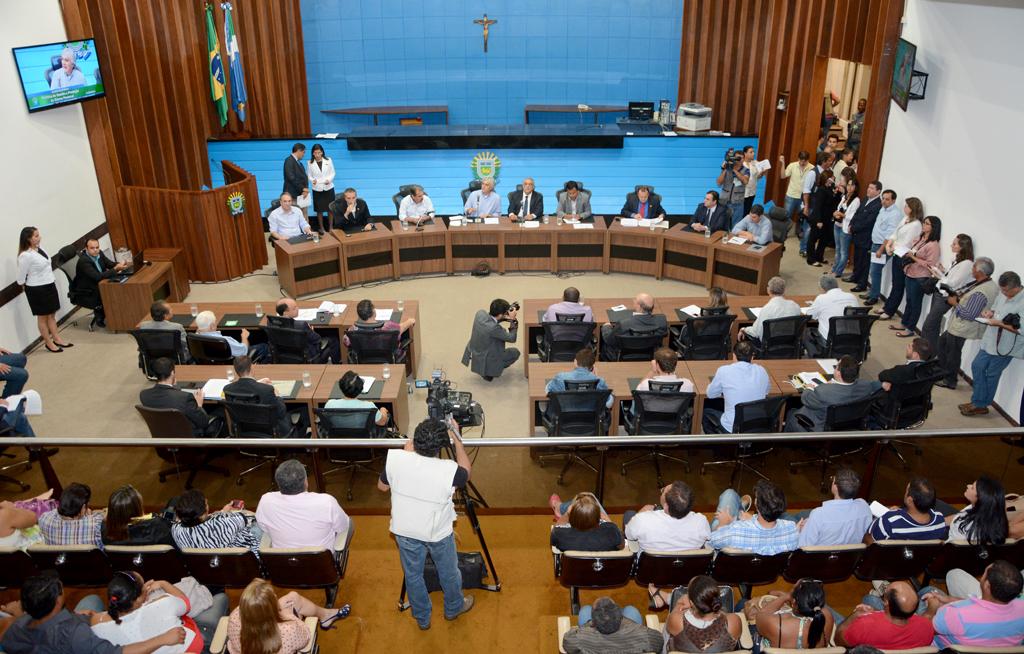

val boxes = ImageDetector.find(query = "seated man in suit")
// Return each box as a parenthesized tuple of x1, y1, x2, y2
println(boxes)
(684, 190, 730, 235)
(542, 287, 593, 323)
(398, 185, 435, 226)
(275, 298, 340, 363)
(139, 357, 222, 436)
(73, 239, 129, 329)
(331, 187, 373, 232)
(556, 181, 592, 221)
(544, 348, 613, 414)
(507, 177, 544, 222)
(324, 370, 389, 426)
(803, 274, 858, 357)
(874, 337, 940, 418)
(619, 185, 666, 223)
(462, 298, 519, 381)
(784, 355, 881, 432)
(703, 340, 771, 433)
(139, 301, 190, 361)
(223, 355, 297, 436)
(600, 293, 667, 361)
(343, 299, 416, 361)
(730, 204, 773, 245)
(464, 176, 501, 218)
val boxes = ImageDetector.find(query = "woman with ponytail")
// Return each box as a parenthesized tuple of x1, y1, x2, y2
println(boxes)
(90, 571, 201, 653)
(746, 578, 834, 649)
(666, 575, 742, 652)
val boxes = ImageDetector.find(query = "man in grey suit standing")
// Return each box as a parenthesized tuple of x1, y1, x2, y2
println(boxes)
(556, 182, 592, 221)
(784, 355, 880, 432)
(462, 299, 520, 381)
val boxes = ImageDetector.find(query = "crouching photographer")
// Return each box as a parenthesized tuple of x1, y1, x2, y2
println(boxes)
(461, 299, 520, 381)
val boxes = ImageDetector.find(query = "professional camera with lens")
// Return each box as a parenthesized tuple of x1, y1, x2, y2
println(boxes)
(1004, 313, 1021, 331)
(723, 148, 739, 167)
(426, 373, 483, 428)
(497, 301, 520, 322)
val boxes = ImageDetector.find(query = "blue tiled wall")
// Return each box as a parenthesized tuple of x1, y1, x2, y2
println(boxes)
(208, 135, 762, 216)
(301, 0, 684, 132)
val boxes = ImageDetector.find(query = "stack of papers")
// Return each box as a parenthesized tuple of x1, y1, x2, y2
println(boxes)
(726, 236, 747, 245)
(792, 372, 827, 390)
(201, 378, 230, 399)
(296, 309, 320, 321)
(359, 376, 376, 394)
(620, 218, 639, 227)
(572, 223, 594, 230)
(318, 301, 345, 314)
(483, 217, 500, 225)
(375, 309, 394, 321)
(271, 380, 296, 397)
(449, 216, 465, 226)
(679, 304, 702, 317)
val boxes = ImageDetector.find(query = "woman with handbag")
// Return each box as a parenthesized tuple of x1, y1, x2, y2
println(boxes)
(893, 215, 942, 337)
(920, 233, 975, 348)
(875, 197, 924, 320)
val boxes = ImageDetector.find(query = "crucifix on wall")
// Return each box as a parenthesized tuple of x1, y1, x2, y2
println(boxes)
(473, 13, 497, 53)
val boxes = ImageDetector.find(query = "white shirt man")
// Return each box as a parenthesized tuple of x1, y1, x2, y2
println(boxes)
(742, 276, 802, 341)
(256, 459, 350, 551)
(464, 178, 501, 217)
(807, 277, 858, 339)
(398, 187, 435, 223)
(624, 482, 710, 551)
(268, 193, 312, 239)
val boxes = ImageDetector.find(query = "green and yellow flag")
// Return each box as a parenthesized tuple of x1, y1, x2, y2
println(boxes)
(204, 4, 228, 126)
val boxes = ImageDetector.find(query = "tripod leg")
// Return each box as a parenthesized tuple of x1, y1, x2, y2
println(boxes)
(462, 494, 501, 591)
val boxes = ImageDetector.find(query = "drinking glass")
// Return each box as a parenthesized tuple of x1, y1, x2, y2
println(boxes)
(382, 366, 391, 381)
(396, 299, 405, 312)
(190, 304, 198, 317)
(302, 371, 312, 388)
(226, 369, 236, 383)
(312, 232, 320, 244)
(255, 303, 263, 318)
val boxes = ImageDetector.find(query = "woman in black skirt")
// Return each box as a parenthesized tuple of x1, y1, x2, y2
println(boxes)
(805, 169, 840, 267)
(307, 143, 336, 234)
(17, 226, 72, 352)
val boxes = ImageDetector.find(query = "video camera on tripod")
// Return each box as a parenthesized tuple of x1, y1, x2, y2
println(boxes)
(426, 369, 483, 428)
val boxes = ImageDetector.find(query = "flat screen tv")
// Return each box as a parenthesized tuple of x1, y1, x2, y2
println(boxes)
(891, 37, 916, 112)
(11, 39, 106, 113)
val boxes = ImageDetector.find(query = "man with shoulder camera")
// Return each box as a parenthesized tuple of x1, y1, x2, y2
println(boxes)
(462, 299, 520, 381)
(961, 271, 1024, 417)
(716, 148, 750, 229)
(378, 418, 474, 631)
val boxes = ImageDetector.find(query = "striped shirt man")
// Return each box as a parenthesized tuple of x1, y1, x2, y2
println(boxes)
(171, 511, 260, 553)
(869, 508, 948, 541)
(38, 510, 104, 548)
(933, 597, 1024, 648)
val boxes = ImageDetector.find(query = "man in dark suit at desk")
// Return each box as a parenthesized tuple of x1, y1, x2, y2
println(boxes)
(556, 181, 592, 221)
(275, 298, 340, 363)
(283, 143, 308, 213)
(462, 299, 519, 381)
(684, 190, 730, 235)
(600, 293, 668, 361)
(619, 186, 666, 223)
(224, 355, 296, 436)
(73, 239, 128, 329)
(874, 337, 940, 417)
(332, 187, 373, 232)
(139, 357, 222, 436)
(507, 177, 544, 222)
(784, 355, 880, 432)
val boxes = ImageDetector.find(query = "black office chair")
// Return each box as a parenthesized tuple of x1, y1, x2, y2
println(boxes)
(391, 184, 420, 214)
(756, 315, 810, 359)
(674, 315, 735, 360)
(223, 392, 287, 485)
(611, 331, 664, 362)
(538, 387, 611, 485)
(262, 199, 280, 234)
(186, 334, 235, 366)
(620, 385, 696, 487)
(823, 315, 878, 362)
(265, 325, 313, 364)
(555, 181, 592, 205)
(130, 329, 185, 379)
(134, 405, 229, 489)
(346, 329, 405, 365)
(701, 395, 787, 487)
(767, 206, 791, 243)
(871, 367, 944, 468)
(460, 179, 483, 206)
(507, 184, 524, 208)
(623, 186, 663, 211)
(55, 244, 98, 331)
(315, 407, 390, 501)
(536, 322, 596, 363)
(788, 390, 883, 491)
(555, 313, 586, 322)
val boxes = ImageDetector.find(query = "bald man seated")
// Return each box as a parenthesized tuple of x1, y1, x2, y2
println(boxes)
(599, 293, 667, 361)
(275, 298, 340, 363)
(836, 580, 935, 650)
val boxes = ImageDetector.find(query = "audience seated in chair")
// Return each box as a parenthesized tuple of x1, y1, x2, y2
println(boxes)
(138, 301, 190, 360)
(785, 356, 881, 432)
(256, 459, 350, 551)
(101, 485, 174, 547)
(0, 344, 29, 399)
(925, 561, 1024, 647)
(0, 570, 186, 654)
(170, 489, 261, 554)
(550, 492, 623, 553)
(0, 489, 53, 549)
(342, 299, 414, 359)
(944, 475, 1008, 545)
(792, 467, 873, 547)
(740, 276, 802, 346)
(542, 287, 593, 323)
(544, 348, 612, 412)
(865, 477, 948, 544)
(139, 358, 223, 437)
(804, 274, 859, 357)
(744, 578, 834, 650)
(836, 580, 936, 650)
(323, 370, 390, 426)
(665, 575, 743, 653)
(224, 355, 299, 436)
(275, 299, 340, 364)
(635, 347, 694, 393)
(227, 578, 349, 654)
(874, 337, 939, 416)
(710, 480, 798, 555)
(561, 596, 662, 654)
(194, 311, 259, 359)
(703, 340, 770, 434)
(0, 396, 34, 436)
(38, 482, 104, 548)
(600, 293, 667, 361)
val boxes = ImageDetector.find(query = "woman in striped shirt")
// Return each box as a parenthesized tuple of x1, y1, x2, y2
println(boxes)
(170, 490, 260, 553)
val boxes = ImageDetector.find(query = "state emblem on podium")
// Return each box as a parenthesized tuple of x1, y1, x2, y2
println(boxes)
(227, 191, 246, 216)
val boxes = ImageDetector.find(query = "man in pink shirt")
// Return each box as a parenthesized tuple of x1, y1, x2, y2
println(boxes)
(925, 560, 1024, 648)
(255, 459, 350, 551)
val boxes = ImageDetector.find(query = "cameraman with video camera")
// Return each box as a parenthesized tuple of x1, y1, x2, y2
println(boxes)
(461, 299, 520, 381)
(378, 417, 474, 630)
(716, 148, 750, 229)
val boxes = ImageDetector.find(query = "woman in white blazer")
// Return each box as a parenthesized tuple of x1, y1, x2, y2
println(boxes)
(17, 226, 72, 352)
(307, 143, 336, 234)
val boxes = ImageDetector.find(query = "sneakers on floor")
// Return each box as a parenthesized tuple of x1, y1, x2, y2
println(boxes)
(446, 595, 475, 621)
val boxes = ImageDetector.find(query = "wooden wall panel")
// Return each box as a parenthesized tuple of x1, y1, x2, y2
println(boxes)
(677, 0, 904, 204)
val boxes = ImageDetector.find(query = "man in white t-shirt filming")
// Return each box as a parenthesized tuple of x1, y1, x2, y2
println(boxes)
(378, 418, 475, 631)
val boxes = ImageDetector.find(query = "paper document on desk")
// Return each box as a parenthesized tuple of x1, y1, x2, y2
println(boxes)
(449, 215, 465, 226)
(620, 218, 639, 227)
(296, 309, 319, 321)
(795, 371, 827, 389)
(610, 304, 627, 311)
(521, 221, 540, 228)
(754, 159, 772, 174)
(359, 376, 376, 394)
(893, 245, 910, 257)
(201, 379, 230, 400)
(680, 305, 702, 317)
(870, 252, 888, 265)
(816, 358, 839, 373)
(662, 131, 677, 136)
(748, 307, 763, 318)
(638, 218, 653, 227)
(375, 309, 394, 321)
(726, 236, 747, 245)
(271, 381, 296, 397)
(572, 223, 594, 229)
(483, 217, 500, 225)
(318, 301, 345, 314)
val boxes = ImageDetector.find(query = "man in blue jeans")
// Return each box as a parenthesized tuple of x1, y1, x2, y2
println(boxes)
(379, 417, 475, 630)
(962, 271, 1024, 416)
(0, 346, 28, 398)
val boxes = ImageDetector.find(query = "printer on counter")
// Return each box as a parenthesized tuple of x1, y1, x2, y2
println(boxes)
(676, 102, 712, 131)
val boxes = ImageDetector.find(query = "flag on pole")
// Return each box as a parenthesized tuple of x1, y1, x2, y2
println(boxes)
(204, 3, 228, 127)
(221, 2, 248, 122)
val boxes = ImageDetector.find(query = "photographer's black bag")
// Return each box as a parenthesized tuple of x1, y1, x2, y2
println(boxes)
(423, 551, 487, 591)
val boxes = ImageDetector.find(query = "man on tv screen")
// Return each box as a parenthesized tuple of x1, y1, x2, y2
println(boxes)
(49, 47, 86, 90)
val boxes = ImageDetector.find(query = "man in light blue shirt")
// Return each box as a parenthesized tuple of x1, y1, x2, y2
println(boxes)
(268, 192, 313, 240)
(703, 340, 771, 433)
(545, 347, 613, 409)
(195, 310, 249, 356)
(464, 177, 501, 217)
(963, 272, 1024, 416)
(795, 467, 873, 546)
(730, 204, 773, 245)
(866, 189, 903, 304)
